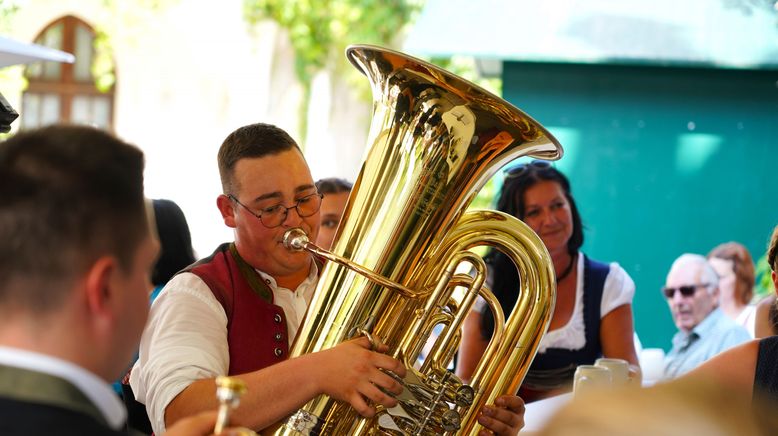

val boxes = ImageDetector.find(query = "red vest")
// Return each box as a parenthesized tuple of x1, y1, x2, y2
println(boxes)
(186, 243, 289, 374)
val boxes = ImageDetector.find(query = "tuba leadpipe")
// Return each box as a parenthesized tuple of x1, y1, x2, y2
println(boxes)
(272, 44, 562, 435)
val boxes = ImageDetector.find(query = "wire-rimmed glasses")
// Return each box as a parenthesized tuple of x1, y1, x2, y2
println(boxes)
(228, 192, 323, 228)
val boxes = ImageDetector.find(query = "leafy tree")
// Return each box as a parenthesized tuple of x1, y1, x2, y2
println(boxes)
(243, 0, 424, 141)
(244, 0, 422, 86)
(0, 0, 18, 30)
(93, 0, 182, 92)
(754, 253, 774, 300)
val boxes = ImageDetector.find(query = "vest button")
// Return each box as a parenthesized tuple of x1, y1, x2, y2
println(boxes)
(274, 347, 283, 357)
(275, 333, 283, 342)
(274, 313, 282, 323)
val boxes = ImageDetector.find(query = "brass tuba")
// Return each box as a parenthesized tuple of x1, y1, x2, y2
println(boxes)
(274, 45, 562, 435)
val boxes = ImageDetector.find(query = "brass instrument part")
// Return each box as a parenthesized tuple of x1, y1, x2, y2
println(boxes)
(272, 44, 562, 435)
(215, 376, 249, 434)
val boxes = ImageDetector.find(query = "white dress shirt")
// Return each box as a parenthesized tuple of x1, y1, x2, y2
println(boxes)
(0, 346, 126, 430)
(130, 262, 318, 434)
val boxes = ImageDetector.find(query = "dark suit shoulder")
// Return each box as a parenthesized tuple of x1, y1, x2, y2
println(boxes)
(0, 396, 126, 436)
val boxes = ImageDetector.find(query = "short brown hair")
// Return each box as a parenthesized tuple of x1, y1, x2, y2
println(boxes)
(0, 125, 147, 313)
(708, 242, 756, 305)
(217, 123, 299, 195)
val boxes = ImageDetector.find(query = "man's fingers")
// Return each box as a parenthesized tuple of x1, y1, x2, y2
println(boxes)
(484, 405, 522, 428)
(370, 369, 404, 396)
(360, 381, 399, 409)
(348, 392, 378, 417)
(477, 395, 526, 436)
(496, 394, 525, 414)
(478, 406, 510, 435)
(370, 353, 406, 378)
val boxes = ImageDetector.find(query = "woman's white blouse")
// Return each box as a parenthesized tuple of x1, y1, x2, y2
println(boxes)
(536, 254, 635, 353)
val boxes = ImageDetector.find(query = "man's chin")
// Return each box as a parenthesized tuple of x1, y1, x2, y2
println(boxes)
(673, 314, 690, 327)
(676, 320, 696, 332)
(283, 251, 313, 268)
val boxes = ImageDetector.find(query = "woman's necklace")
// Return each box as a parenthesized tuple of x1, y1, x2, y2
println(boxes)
(556, 253, 577, 283)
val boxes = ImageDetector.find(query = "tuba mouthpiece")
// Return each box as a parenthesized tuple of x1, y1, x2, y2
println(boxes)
(283, 228, 309, 251)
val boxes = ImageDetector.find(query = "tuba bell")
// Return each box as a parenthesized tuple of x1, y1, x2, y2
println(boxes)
(273, 44, 562, 435)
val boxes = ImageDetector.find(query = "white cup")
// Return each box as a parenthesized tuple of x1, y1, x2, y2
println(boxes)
(573, 365, 612, 396)
(595, 357, 630, 386)
(639, 348, 666, 384)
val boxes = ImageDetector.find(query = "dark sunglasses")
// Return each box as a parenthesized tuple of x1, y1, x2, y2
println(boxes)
(661, 283, 712, 299)
(504, 160, 552, 179)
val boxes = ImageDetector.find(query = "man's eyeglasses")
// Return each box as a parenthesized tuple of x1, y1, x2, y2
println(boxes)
(504, 160, 552, 179)
(228, 193, 323, 228)
(661, 283, 712, 299)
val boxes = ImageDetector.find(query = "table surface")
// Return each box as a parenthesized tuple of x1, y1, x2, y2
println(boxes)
(520, 392, 573, 433)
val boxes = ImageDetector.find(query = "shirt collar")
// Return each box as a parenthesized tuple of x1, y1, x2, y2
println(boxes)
(257, 260, 319, 292)
(0, 346, 126, 430)
(691, 307, 725, 338)
(672, 307, 725, 347)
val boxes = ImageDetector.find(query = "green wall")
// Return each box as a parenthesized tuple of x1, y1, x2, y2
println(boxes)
(501, 62, 778, 349)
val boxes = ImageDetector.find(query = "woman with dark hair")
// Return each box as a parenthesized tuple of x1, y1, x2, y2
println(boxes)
(150, 199, 197, 300)
(457, 161, 640, 402)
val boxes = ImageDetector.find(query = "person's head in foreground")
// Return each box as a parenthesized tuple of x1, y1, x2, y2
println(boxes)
(0, 124, 154, 382)
(538, 377, 778, 436)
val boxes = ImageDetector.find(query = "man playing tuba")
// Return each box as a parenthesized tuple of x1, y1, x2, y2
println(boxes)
(129, 123, 525, 435)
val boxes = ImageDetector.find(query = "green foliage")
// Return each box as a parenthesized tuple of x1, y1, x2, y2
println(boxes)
(92, 30, 115, 92)
(430, 55, 502, 96)
(91, 0, 181, 93)
(469, 176, 500, 211)
(0, 0, 18, 32)
(243, 0, 424, 141)
(754, 253, 774, 300)
(244, 0, 422, 86)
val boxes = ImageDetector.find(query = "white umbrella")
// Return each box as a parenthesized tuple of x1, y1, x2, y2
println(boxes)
(0, 35, 74, 68)
(0, 36, 73, 130)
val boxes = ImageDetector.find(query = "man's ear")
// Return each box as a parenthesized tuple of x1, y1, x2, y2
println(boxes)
(83, 256, 118, 324)
(772, 271, 777, 296)
(216, 194, 237, 229)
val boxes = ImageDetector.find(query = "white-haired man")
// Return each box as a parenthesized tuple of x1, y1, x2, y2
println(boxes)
(663, 254, 750, 379)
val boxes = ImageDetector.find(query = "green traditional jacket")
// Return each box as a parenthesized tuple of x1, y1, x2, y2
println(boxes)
(0, 364, 109, 427)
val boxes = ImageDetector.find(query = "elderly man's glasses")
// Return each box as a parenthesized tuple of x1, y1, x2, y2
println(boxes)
(228, 193, 323, 228)
(662, 283, 712, 299)
(504, 160, 552, 179)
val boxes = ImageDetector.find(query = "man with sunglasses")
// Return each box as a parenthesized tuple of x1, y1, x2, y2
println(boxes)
(130, 123, 525, 435)
(663, 254, 750, 379)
